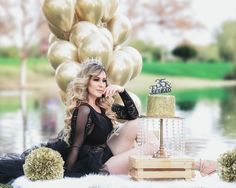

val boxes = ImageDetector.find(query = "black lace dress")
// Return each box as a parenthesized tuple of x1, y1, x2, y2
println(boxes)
(0, 90, 139, 183)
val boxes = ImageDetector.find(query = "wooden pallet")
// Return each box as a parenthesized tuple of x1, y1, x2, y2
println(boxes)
(129, 155, 195, 181)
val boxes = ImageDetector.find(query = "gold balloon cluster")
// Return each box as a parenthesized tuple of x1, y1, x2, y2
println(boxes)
(42, 0, 142, 107)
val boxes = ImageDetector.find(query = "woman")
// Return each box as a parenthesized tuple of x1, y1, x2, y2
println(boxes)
(0, 60, 216, 183)
(59, 60, 142, 176)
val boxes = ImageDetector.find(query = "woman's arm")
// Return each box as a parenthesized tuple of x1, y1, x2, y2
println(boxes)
(104, 85, 139, 120)
(66, 105, 91, 171)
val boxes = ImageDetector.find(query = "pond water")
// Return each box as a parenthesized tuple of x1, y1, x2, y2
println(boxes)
(0, 87, 236, 160)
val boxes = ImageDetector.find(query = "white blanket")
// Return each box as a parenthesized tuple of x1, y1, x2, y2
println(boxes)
(12, 172, 236, 188)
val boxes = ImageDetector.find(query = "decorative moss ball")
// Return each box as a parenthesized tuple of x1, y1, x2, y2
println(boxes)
(23, 147, 64, 181)
(217, 148, 236, 182)
(0, 184, 13, 188)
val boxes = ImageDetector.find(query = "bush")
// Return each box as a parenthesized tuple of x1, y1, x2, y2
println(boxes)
(216, 20, 236, 62)
(129, 40, 162, 61)
(0, 46, 19, 58)
(195, 44, 220, 62)
(172, 44, 197, 61)
(0, 184, 13, 188)
(224, 64, 236, 80)
(28, 45, 42, 58)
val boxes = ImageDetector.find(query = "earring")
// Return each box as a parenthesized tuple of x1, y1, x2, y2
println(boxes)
(101, 96, 105, 102)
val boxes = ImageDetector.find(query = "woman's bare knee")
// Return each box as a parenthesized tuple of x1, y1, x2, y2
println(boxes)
(107, 119, 138, 155)
(105, 148, 137, 174)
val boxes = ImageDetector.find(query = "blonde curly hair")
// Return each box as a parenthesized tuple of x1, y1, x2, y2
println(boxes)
(63, 62, 117, 144)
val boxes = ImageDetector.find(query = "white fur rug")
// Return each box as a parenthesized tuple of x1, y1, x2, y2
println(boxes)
(12, 172, 236, 188)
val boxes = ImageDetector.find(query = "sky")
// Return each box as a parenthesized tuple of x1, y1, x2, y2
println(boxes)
(186, 0, 236, 44)
(145, 0, 236, 49)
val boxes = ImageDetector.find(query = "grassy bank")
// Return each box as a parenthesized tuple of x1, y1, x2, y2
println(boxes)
(0, 57, 53, 80)
(0, 57, 235, 80)
(142, 60, 234, 79)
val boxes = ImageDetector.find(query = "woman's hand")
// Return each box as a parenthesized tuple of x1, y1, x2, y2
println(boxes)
(103, 85, 124, 97)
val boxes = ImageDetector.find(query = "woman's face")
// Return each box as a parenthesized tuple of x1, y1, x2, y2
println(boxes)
(87, 71, 107, 99)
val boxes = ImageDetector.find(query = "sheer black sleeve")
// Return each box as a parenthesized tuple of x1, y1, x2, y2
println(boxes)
(112, 89, 139, 120)
(66, 105, 91, 171)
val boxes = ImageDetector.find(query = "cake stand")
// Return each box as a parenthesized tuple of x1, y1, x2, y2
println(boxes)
(129, 116, 195, 181)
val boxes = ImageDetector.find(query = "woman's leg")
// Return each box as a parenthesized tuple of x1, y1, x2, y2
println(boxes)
(107, 119, 159, 155)
(106, 119, 217, 176)
(106, 119, 159, 174)
(107, 119, 139, 155)
(193, 159, 217, 176)
(105, 143, 158, 174)
(104, 147, 138, 174)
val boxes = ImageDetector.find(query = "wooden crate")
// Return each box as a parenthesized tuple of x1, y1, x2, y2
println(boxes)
(129, 155, 195, 181)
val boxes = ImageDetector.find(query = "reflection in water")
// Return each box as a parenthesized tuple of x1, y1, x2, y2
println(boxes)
(182, 99, 234, 159)
(41, 98, 58, 136)
(0, 88, 236, 161)
(220, 87, 236, 138)
(38, 97, 64, 142)
(174, 87, 236, 159)
(177, 101, 196, 111)
(0, 91, 64, 154)
(0, 112, 23, 153)
(20, 89, 27, 150)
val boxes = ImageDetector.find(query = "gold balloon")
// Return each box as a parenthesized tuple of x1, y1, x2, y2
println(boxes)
(107, 50, 133, 86)
(121, 46, 143, 80)
(75, 0, 104, 25)
(114, 91, 142, 115)
(48, 40, 78, 70)
(55, 61, 82, 92)
(114, 45, 121, 51)
(69, 21, 99, 47)
(73, 12, 80, 25)
(48, 22, 70, 40)
(98, 26, 114, 48)
(102, 0, 119, 22)
(107, 14, 131, 46)
(48, 33, 59, 45)
(78, 32, 112, 70)
(42, 0, 75, 32)
(58, 90, 67, 105)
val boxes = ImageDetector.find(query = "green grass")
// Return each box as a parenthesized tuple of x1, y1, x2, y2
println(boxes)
(173, 87, 229, 103)
(0, 57, 54, 78)
(0, 96, 37, 112)
(0, 57, 48, 66)
(142, 60, 234, 79)
(0, 57, 235, 79)
(0, 57, 21, 66)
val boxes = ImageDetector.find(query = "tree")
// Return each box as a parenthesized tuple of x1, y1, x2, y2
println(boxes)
(0, 0, 48, 150)
(129, 40, 162, 62)
(195, 44, 220, 62)
(0, 0, 48, 87)
(216, 21, 236, 62)
(0, 1, 15, 34)
(120, 0, 203, 37)
(120, 0, 203, 62)
(172, 44, 197, 61)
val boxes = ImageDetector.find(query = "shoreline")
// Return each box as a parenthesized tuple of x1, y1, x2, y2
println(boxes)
(0, 74, 236, 93)
(126, 74, 236, 93)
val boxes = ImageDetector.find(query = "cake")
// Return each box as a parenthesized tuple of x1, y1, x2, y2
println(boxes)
(147, 94, 175, 117)
(146, 79, 175, 117)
